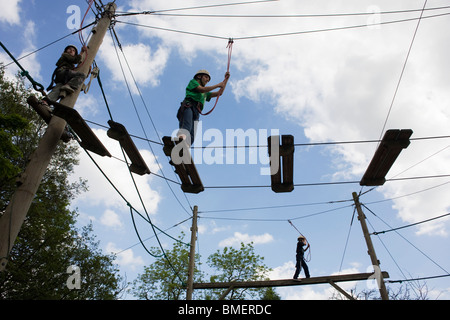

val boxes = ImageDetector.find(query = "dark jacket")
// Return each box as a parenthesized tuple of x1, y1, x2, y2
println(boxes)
(296, 241, 305, 258)
(56, 52, 82, 70)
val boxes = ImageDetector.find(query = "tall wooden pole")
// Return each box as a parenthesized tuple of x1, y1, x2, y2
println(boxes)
(186, 205, 198, 300)
(352, 192, 389, 300)
(0, 3, 116, 272)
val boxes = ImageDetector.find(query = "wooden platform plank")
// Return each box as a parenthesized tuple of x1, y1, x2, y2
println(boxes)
(268, 135, 294, 193)
(193, 271, 389, 289)
(107, 120, 150, 175)
(48, 100, 111, 157)
(360, 129, 412, 186)
(162, 136, 204, 194)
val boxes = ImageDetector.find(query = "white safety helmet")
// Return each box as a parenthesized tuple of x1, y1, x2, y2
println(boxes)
(64, 44, 78, 55)
(194, 69, 211, 80)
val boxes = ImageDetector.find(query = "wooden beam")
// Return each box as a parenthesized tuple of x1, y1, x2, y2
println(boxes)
(162, 136, 204, 194)
(107, 120, 150, 175)
(49, 99, 111, 157)
(193, 271, 389, 289)
(360, 129, 412, 186)
(328, 280, 355, 300)
(268, 135, 294, 193)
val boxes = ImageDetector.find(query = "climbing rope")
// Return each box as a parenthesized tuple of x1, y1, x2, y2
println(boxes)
(79, 0, 94, 47)
(75, 0, 95, 70)
(288, 219, 311, 262)
(198, 38, 233, 116)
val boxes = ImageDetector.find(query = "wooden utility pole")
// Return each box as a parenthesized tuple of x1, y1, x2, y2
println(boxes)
(352, 192, 389, 300)
(0, 3, 116, 272)
(186, 205, 198, 300)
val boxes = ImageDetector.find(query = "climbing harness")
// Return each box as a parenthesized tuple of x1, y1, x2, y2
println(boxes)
(288, 220, 311, 262)
(198, 38, 234, 116)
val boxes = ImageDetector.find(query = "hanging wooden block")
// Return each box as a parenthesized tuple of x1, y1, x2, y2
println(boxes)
(162, 136, 204, 194)
(360, 129, 413, 186)
(268, 134, 294, 193)
(107, 120, 150, 175)
(47, 98, 111, 157)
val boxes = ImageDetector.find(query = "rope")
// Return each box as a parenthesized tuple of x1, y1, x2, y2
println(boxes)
(79, 0, 94, 46)
(288, 220, 311, 262)
(0, 41, 45, 94)
(75, 0, 94, 70)
(198, 38, 233, 116)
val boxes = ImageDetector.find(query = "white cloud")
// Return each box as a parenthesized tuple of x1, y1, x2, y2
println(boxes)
(1, 20, 41, 82)
(0, 0, 21, 25)
(100, 209, 123, 229)
(198, 220, 230, 235)
(19, 21, 41, 81)
(69, 128, 161, 216)
(98, 33, 170, 94)
(103, 0, 450, 236)
(219, 231, 273, 247)
(106, 242, 144, 271)
(268, 261, 295, 280)
(76, 94, 100, 118)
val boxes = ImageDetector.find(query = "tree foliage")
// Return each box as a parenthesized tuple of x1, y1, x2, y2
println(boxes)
(0, 67, 123, 299)
(130, 233, 280, 300)
(207, 242, 275, 300)
(130, 232, 204, 300)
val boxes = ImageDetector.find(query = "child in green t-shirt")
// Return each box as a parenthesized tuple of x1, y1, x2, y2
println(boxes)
(177, 69, 230, 144)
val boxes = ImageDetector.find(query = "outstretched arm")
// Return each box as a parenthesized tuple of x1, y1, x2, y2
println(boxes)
(195, 83, 222, 94)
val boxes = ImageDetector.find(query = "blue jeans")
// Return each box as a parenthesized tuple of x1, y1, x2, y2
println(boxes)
(177, 99, 200, 144)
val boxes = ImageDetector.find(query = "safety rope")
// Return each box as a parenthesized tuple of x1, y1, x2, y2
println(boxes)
(79, 0, 94, 47)
(0, 41, 46, 95)
(198, 38, 233, 116)
(75, 0, 94, 70)
(288, 219, 311, 262)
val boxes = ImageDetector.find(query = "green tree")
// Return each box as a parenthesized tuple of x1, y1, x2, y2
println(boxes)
(130, 234, 279, 300)
(0, 67, 123, 299)
(207, 242, 274, 300)
(130, 232, 204, 300)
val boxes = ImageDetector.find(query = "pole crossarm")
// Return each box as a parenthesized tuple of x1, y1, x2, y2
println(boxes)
(192, 271, 389, 289)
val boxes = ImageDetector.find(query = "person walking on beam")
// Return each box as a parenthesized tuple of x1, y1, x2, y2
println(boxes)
(294, 235, 310, 280)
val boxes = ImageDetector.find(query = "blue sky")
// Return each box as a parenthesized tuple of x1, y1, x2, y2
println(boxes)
(2, 0, 450, 300)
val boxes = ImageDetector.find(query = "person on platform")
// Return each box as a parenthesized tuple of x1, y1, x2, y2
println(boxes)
(176, 69, 230, 145)
(293, 235, 310, 279)
(46, 44, 87, 101)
